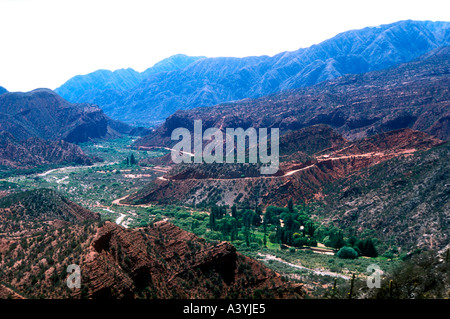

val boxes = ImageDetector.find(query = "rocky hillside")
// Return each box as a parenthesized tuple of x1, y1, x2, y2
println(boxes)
(0, 188, 100, 237)
(126, 128, 443, 208)
(317, 141, 449, 253)
(0, 132, 92, 171)
(0, 88, 139, 172)
(125, 128, 447, 254)
(0, 190, 301, 299)
(56, 20, 450, 124)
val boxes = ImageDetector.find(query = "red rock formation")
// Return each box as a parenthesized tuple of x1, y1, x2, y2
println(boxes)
(127, 128, 443, 207)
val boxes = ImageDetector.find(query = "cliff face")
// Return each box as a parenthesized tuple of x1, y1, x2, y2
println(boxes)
(81, 221, 297, 299)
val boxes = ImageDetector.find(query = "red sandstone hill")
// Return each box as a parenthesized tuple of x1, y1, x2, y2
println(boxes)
(126, 127, 443, 208)
(0, 131, 93, 170)
(79, 220, 300, 299)
(0, 190, 301, 299)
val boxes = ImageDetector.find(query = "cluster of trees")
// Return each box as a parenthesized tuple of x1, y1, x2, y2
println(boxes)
(209, 204, 263, 246)
(265, 200, 378, 258)
(267, 200, 318, 248)
(336, 237, 378, 259)
(204, 199, 378, 258)
(124, 154, 137, 166)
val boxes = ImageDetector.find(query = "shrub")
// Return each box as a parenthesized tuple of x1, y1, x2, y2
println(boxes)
(337, 246, 358, 259)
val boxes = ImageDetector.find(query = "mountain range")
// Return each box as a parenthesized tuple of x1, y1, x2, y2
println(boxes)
(55, 54, 205, 125)
(55, 20, 450, 125)
(134, 45, 450, 152)
(122, 44, 449, 254)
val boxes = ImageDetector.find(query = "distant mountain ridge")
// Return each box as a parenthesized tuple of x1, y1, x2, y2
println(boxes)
(55, 54, 205, 124)
(135, 46, 450, 152)
(56, 20, 450, 125)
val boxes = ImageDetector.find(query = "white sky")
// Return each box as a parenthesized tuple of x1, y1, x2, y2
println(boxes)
(0, 0, 449, 92)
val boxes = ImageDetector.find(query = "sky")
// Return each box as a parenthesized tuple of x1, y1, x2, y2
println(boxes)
(0, 0, 449, 92)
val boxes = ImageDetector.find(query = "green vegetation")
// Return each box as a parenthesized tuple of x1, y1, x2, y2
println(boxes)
(154, 198, 395, 298)
(337, 247, 358, 259)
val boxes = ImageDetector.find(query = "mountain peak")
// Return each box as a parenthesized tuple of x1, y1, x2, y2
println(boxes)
(0, 86, 7, 95)
(141, 54, 206, 77)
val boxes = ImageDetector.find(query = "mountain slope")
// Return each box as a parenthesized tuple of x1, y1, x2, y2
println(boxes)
(0, 88, 122, 143)
(0, 131, 92, 170)
(126, 128, 446, 254)
(135, 45, 450, 150)
(0, 188, 100, 237)
(54, 68, 143, 108)
(317, 141, 449, 253)
(0, 189, 301, 299)
(57, 20, 450, 124)
(55, 54, 205, 124)
(127, 128, 443, 207)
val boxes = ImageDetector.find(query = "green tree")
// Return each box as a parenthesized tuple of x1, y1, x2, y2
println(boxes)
(357, 238, 378, 257)
(288, 198, 294, 214)
(337, 246, 358, 259)
(326, 229, 345, 249)
(244, 226, 250, 246)
(209, 208, 216, 230)
(231, 205, 237, 219)
(263, 216, 268, 247)
(304, 220, 316, 237)
(252, 211, 261, 227)
(130, 154, 136, 165)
